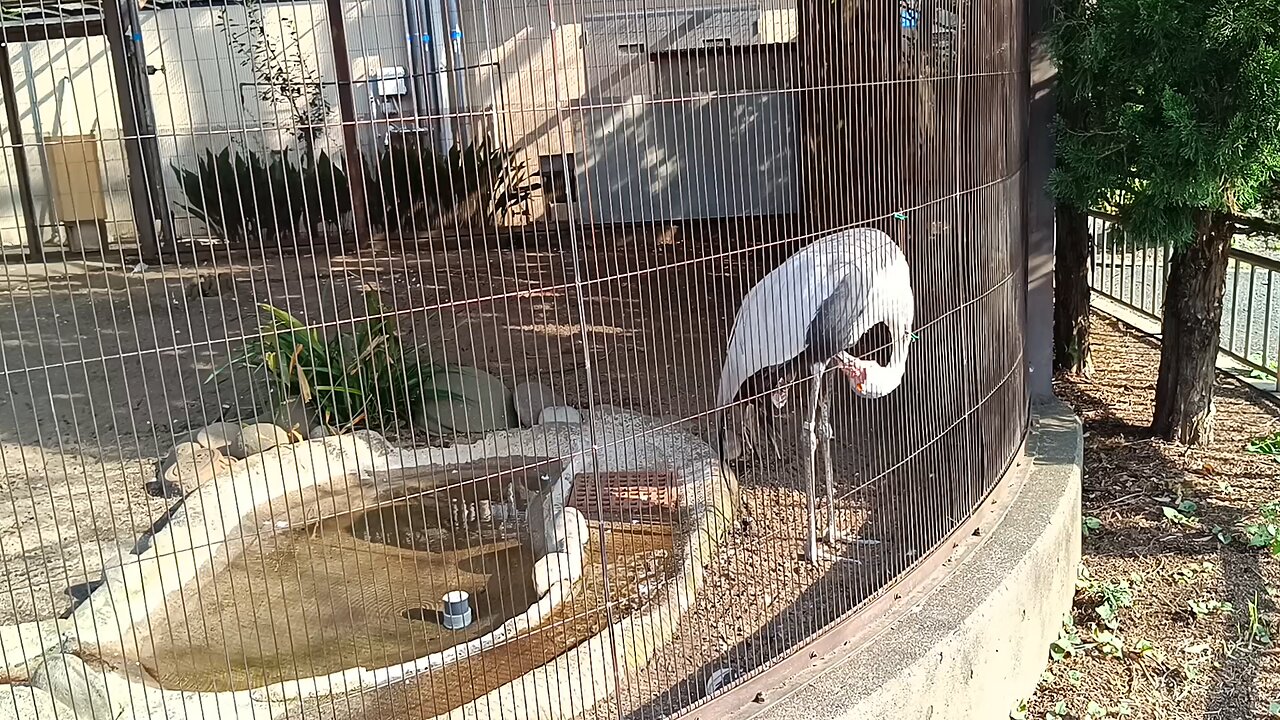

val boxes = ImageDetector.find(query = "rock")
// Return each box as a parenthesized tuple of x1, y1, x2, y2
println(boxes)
(513, 381, 563, 427)
(192, 421, 242, 454)
(30, 653, 123, 719)
(230, 422, 292, 458)
(309, 425, 329, 439)
(268, 398, 312, 439)
(411, 367, 517, 435)
(536, 405, 582, 425)
(0, 685, 78, 720)
(148, 442, 230, 497)
(531, 551, 583, 596)
(531, 505, 590, 558)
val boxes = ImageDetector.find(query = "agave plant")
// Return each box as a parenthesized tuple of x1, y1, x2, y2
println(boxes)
(212, 294, 455, 432)
(363, 132, 441, 232)
(171, 147, 350, 242)
(365, 136, 540, 232)
(436, 139, 541, 225)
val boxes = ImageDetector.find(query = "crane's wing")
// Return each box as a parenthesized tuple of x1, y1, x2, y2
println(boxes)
(715, 228, 900, 407)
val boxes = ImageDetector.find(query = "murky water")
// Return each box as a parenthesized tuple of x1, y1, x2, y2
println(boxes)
(137, 467, 551, 692)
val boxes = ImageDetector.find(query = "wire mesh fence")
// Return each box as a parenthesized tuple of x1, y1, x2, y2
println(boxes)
(0, 0, 1027, 718)
(1088, 212, 1280, 390)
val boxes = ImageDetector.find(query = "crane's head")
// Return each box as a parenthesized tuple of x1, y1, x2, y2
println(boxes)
(833, 327, 913, 399)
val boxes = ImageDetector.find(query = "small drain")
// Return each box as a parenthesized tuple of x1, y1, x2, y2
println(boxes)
(401, 590, 475, 629)
(441, 590, 474, 630)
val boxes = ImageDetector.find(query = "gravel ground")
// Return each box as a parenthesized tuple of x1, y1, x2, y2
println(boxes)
(1025, 313, 1280, 720)
(0, 225, 1008, 719)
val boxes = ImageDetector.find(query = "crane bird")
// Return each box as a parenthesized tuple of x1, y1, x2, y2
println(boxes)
(715, 227, 916, 563)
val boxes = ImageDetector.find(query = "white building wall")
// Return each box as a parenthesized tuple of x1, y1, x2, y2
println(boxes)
(0, 0, 797, 247)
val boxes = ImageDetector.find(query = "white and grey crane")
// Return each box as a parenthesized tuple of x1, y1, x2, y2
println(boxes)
(715, 227, 916, 563)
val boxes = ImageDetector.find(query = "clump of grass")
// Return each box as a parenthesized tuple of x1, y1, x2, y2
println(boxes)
(212, 293, 457, 433)
(1246, 430, 1280, 456)
(1242, 502, 1280, 556)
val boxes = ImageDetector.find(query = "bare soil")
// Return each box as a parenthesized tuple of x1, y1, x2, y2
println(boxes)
(1027, 314, 1280, 720)
(0, 226, 886, 651)
(0, 224, 1003, 719)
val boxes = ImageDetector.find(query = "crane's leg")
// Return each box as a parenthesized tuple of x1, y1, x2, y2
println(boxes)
(817, 377, 846, 547)
(801, 362, 826, 563)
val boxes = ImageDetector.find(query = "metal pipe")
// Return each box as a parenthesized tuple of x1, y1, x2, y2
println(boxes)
(0, 41, 41, 260)
(323, 0, 370, 241)
(441, 590, 473, 629)
(444, 0, 468, 142)
(425, 0, 453, 150)
(102, 0, 158, 260)
(402, 0, 428, 118)
(19, 47, 55, 242)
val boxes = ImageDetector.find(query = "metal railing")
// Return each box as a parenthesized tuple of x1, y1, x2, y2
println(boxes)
(1088, 211, 1280, 390)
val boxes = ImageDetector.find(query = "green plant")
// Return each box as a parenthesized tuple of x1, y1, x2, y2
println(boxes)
(1078, 569, 1135, 630)
(211, 295, 455, 432)
(171, 147, 350, 242)
(1188, 598, 1234, 619)
(217, 0, 330, 149)
(1049, 0, 1280, 445)
(1242, 502, 1280, 555)
(436, 139, 541, 225)
(1050, 621, 1085, 661)
(1242, 595, 1273, 646)
(1162, 500, 1199, 527)
(1247, 431, 1280, 456)
(365, 136, 540, 232)
(1083, 515, 1102, 536)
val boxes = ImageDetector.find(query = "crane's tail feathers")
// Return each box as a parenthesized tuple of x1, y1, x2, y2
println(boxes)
(718, 402, 785, 464)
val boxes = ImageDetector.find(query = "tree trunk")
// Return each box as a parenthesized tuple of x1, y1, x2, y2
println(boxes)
(1053, 204, 1093, 375)
(1152, 210, 1232, 445)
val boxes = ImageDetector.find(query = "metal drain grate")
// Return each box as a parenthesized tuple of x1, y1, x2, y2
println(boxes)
(568, 471, 680, 526)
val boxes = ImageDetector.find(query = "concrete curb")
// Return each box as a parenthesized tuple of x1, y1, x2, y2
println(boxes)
(679, 397, 1082, 720)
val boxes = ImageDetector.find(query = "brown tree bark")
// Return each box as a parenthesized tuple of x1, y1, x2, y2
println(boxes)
(1053, 204, 1093, 375)
(1152, 210, 1233, 445)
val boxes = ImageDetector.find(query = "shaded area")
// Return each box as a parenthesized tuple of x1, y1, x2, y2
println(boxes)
(1028, 313, 1279, 719)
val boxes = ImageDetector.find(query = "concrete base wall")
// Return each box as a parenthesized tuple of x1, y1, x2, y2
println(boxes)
(683, 397, 1082, 720)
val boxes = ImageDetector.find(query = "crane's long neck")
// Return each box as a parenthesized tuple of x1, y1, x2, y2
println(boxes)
(865, 335, 910, 395)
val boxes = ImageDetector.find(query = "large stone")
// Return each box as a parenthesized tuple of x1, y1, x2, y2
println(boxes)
(0, 685, 78, 720)
(268, 397, 312, 439)
(412, 367, 517, 435)
(531, 551, 583, 596)
(513, 381, 563, 428)
(230, 422, 293, 458)
(192, 421, 242, 454)
(148, 441, 230, 498)
(536, 405, 582, 425)
(30, 652, 123, 720)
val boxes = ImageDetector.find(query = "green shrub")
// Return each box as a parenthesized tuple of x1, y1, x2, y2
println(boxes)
(212, 294, 455, 432)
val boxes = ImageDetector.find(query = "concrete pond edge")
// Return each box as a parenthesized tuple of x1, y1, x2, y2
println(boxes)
(0, 407, 739, 720)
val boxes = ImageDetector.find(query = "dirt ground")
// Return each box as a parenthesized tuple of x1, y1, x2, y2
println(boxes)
(0, 223, 1016, 719)
(0, 224, 892, 647)
(1026, 314, 1280, 720)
